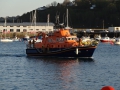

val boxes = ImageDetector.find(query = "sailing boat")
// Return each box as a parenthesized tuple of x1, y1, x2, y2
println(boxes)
(1, 17, 13, 42)
(29, 10, 42, 43)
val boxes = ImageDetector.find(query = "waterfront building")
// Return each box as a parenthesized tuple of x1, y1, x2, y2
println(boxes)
(0, 22, 54, 33)
(108, 27, 120, 32)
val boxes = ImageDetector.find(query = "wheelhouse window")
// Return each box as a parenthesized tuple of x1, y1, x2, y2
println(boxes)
(67, 38, 71, 40)
(72, 38, 76, 40)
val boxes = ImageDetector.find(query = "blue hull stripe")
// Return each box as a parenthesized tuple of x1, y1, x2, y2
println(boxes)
(26, 46, 96, 57)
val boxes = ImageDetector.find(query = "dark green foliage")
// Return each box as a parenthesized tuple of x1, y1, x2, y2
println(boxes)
(16, 0, 120, 28)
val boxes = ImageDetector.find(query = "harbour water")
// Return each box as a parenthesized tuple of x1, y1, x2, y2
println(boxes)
(0, 42, 120, 90)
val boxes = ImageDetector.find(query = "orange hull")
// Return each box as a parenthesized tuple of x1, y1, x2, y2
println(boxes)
(26, 27, 98, 58)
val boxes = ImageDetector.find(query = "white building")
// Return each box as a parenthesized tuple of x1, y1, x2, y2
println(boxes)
(108, 27, 120, 32)
(0, 22, 54, 33)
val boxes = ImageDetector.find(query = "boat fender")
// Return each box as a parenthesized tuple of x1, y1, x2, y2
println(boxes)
(76, 48, 78, 55)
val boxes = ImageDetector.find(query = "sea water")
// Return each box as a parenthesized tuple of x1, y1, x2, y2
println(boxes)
(0, 42, 119, 90)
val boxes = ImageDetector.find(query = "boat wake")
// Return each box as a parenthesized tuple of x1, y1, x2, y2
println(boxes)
(0, 53, 26, 57)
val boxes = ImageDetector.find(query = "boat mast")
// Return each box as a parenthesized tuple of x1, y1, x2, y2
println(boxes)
(47, 14, 50, 33)
(47, 14, 49, 26)
(4, 17, 7, 39)
(65, 9, 71, 29)
(34, 10, 36, 36)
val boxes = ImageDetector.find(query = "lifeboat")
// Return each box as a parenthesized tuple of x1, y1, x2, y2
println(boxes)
(26, 8, 99, 58)
(26, 24, 99, 58)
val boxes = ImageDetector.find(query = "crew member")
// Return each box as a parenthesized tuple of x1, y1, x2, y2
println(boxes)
(32, 39, 35, 48)
(29, 40, 31, 48)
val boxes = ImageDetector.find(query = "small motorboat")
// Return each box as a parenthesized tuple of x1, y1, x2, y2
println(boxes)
(1, 38, 13, 42)
(1, 17, 13, 42)
(100, 35, 115, 42)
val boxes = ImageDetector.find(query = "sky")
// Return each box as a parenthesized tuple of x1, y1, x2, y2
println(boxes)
(0, 0, 64, 17)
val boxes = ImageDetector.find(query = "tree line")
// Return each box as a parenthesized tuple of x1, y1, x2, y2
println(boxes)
(12, 0, 120, 28)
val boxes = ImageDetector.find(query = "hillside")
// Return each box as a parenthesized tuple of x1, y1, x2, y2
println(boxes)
(2, 0, 120, 28)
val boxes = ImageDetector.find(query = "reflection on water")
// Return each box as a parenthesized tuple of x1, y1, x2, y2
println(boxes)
(26, 57, 95, 90)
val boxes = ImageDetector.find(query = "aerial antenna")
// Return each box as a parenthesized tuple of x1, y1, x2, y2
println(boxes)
(55, 12, 60, 24)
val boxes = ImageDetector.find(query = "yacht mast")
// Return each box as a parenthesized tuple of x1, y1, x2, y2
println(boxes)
(34, 10, 36, 35)
(65, 9, 71, 29)
(47, 14, 49, 26)
(4, 17, 7, 39)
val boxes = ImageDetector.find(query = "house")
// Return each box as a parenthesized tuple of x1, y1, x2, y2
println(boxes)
(108, 27, 120, 32)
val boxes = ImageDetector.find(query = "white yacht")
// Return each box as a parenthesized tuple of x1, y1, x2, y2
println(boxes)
(1, 17, 13, 42)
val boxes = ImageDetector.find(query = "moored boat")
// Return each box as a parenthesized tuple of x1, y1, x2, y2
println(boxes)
(1, 17, 13, 42)
(100, 35, 115, 42)
(1, 38, 13, 42)
(114, 37, 120, 45)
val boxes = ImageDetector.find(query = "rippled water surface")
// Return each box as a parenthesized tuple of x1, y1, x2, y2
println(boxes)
(0, 42, 120, 90)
